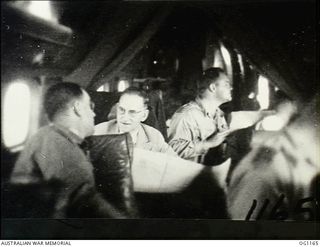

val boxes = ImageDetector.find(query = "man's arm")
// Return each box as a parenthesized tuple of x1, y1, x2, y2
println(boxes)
(168, 114, 202, 159)
(151, 132, 178, 156)
(168, 114, 228, 159)
(141, 125, 177, 156)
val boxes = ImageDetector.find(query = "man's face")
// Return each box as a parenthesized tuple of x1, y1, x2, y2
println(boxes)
(79, 90, 96, 137)
(116, 94, 148, 133)
(214, 73, 233, 103)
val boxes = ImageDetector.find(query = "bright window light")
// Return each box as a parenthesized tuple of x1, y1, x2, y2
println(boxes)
(219, 43, 233, 83)
(118, 80, 129, 92)
(256, 75, 270, 110)
(248, 92, 255, 99)
(220, 44, 232, 69)
(97, 85, 104, 92)
(97, 83, 110, 92)
(104, 83, 110, 92)
(237, 53, 244, 76)
(2, 81, 31, 148)
(27, 1, 58, 23)
(32, 52, 45, 65)
(213, 49, 224, 68)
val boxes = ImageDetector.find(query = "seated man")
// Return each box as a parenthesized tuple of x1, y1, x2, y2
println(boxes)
(168, 68, 271, 188)
(94, 87, 176, 156)
(168, 68, 270, 164)
(168, 68, 233, 164)
(10, 82, 123, 218)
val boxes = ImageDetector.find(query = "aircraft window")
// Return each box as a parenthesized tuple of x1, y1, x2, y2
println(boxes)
(118, 80, 129, 92)
(213, 48, 224, 68)
(248, 92, 255, 99)
(97, 83, 110, 92)
(104, 83, 110, 92)
(2, 81, 31, 150)
(256, 75, 270, 110)
(237, 53, 245, 77)
(12, 1, 58, 23)
(220, 43, 232, 69)
(97, 86, 104, 92)
(220, 43, 233, 81)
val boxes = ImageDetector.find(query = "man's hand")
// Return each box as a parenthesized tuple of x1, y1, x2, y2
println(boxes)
(205, 130, 230, 148)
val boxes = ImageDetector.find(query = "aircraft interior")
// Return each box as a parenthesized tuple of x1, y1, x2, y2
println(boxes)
(1, 0, 319, 239)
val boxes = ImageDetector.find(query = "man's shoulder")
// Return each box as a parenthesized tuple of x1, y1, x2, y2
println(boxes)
(94, 120, 117, 135)
(141, 123, 164, 139)
(29, 125, 58, 142)
(171, 101, 204, 122)
(141, 123, 162, 135)
(21, 125, 72, 153)
(175, 101, 202, 114)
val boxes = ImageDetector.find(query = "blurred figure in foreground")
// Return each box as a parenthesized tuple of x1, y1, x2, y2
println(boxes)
(227, 96, 319, 220)
(256, 96, 298, 132)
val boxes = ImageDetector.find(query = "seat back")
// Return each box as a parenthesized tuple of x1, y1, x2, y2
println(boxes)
(85, 133, 138, 217)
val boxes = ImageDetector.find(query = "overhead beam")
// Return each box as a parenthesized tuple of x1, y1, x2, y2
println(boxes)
(64, 4, 158, 88)
(89, 5, 172, 90)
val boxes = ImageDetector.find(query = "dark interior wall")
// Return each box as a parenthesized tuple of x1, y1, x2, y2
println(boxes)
(52, 1, 119, 72)
(3, 1, 317, 100)
(200, 1, 318, 101)
(238, 1, 318, 99)
(145, 6, 212, 118)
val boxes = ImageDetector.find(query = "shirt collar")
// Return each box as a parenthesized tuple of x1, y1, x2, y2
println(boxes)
(129, 127, 140, 145)
(195, 97, 218, 118)
(51, 123, 84, 145)
(116, 123, 149, 145)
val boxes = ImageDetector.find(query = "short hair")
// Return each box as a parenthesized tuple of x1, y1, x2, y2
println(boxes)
(197, 67, 226, 97)
(44, 82, 84, 121)
(120, 87, 149, 108)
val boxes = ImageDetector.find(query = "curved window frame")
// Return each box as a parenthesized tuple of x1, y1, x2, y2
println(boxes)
(2, 80, 32, 151)
(2, 78, 41, 152)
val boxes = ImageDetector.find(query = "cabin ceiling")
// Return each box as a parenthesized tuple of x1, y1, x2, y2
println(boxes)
(1, 0, 318, 100)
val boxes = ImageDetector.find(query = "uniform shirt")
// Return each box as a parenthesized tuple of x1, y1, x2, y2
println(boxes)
(168, 97, 229, 163)
(94, 119, 177, 156)
(10, 124, 121, 218)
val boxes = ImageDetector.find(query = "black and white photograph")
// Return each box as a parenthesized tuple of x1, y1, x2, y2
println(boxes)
(1, 0, 319, 240)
